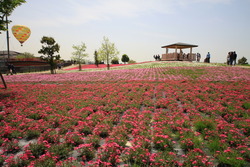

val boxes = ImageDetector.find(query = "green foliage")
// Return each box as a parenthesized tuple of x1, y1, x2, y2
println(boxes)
(27, 113, 42, 120)
(208, 138, 228, 154)
(25, 129, 41, 140)
(48, 143, 72, 160)
(238, 57, 248, 65)
(0, 0, 26, 31)
(60, 160, 82, 167)
(111, 57, 119, 64)
(164, 68, 206, 79)
(217, 150, 247, 167)
(77, 145, 95, 161)
(94, 50, 99, 67)
(98, 36, 119, 70)
(71, 42, 88, 71)
(7, 130, 23, 139)
(0, 156, 6, 166)
(85, 135, 101, 149)
(242, 102, 250, 109)
(8, 157, 30, 167)
(38, 36, 60, 74)
(194, 119, 216, 134)
(121, 54, 130, 64)
(33, 156, 56, 167)
(15, 52, 35, 59)
(29, 143, 46, 158)
(128, 59, 136, 64)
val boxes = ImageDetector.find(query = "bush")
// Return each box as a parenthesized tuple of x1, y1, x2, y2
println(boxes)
(33, 156, 56, 167)
(238, 57, 248, 65)
(0, 156, 6, 166)
(242, 102, 250, 110)
(76, 144, 95, 161)
(216, 150, 247, 167)
(29, 143, 46, 158)
(48, 143, 72, 160)
(128, 60, 136, 64)
(111, 58, 119, 64)
(25, 129, 41, 140)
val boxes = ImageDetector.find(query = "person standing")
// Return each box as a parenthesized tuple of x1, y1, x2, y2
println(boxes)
(206, 52, 210, 63)
(197, 53, 201, 62)
(232, 51, 237, 66)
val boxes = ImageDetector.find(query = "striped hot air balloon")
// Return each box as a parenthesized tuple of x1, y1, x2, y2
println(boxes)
(12, 25, 31, 46)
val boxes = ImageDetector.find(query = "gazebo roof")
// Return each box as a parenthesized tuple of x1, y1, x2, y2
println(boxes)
(162, 42, 198, 49)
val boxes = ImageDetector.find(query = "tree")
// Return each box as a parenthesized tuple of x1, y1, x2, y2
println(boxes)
(98, 36, 119, 70)
(16, 52, 35, 59)
(71, 42, 88, 71)
(38, 36, 60, 74)
(238, 57, 248, 65)
(94, 50, 99, 67)
(0, 0, 25, 89)
(111, 57, 119, 64)
(0, 0, 26, 31)
(121, 54, 129, 64)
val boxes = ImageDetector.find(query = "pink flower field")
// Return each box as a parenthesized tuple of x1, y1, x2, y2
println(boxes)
(0, 62, 250, 166)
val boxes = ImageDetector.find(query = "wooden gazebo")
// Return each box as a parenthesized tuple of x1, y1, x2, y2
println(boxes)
(161, 42, 198, 61)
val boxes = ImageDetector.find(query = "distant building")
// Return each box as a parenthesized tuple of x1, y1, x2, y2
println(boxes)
(0, 50, 21, 61)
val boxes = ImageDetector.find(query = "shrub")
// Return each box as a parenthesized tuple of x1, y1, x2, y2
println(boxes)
(33, 155, 56, 167)
(29, 143, 46, 158)
(208, 138, 228, 154)
(153, 135, 173, 151)
(3, 139, 20, 154)
(59, 158, 83, 167)
(27, 113, 42, 120)
(238, 57, 248, 65)
(216, 149, 247, 167)
(85, 135, 101, 149)
(76, 144, 95, 161)
(48, 143, 72, 160)
(40, 129, 60, 144)
(25, 129, 41, 140)
(242, 102, 250, 110)
(0, 156, 6, 166)
(64, 132, 84, 147)
(111, 58, 119, 64)
(6, 157, 30, 167)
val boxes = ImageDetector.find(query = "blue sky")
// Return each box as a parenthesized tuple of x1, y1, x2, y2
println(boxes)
(1, 0, 249, 63)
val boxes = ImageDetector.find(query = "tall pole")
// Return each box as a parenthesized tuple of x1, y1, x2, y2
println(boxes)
(6, 15, 10, 61)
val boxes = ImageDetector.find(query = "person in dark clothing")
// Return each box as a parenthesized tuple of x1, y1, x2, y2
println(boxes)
(197, 53, 201, 62)
(206, 52, 210, 63)
(10, 64, 16, 74)
(227, 52, 230, 65)
(6, 64, 13, 75)
(232, 51, 237, 66)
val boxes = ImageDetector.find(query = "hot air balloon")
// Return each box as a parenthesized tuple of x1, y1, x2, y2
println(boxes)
(11, 25, 31, 46)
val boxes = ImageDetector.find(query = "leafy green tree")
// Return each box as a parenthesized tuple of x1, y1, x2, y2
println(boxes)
(0, 0, 26, 31)
(16, 52, 35, 59)
(38, 36, 60, 74)
(94, 50, 99, 67)
(98, 36, 119, 70)
(121, 54, 129, 64)
(111, 57, 119, 64)
(71, 42, 88, 71)
(238, 57, 248, 65)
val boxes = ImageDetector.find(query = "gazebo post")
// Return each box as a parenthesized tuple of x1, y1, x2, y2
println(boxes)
(175, 46, 177, 60)
(190, 47, 192, 61)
